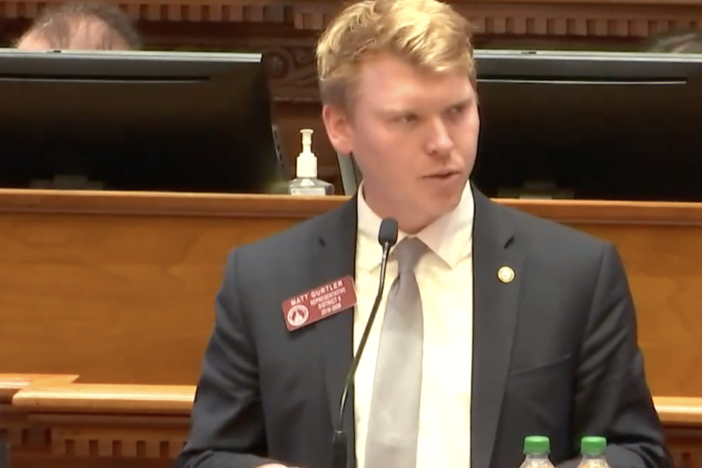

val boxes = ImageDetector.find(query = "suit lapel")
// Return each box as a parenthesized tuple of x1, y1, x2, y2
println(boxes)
(312, 196, 358, 468)
(471, 187, 524, 468)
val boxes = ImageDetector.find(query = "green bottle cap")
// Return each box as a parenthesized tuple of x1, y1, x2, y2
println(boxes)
(524, 436, 550, 455)
(581, 436, 607, 456)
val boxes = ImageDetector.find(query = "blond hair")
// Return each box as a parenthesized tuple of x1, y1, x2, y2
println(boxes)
(316, 0, 477, 110)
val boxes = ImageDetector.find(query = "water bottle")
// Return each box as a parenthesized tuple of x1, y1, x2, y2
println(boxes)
(576, 436, 610, 468)
(519, 435, 555, 468)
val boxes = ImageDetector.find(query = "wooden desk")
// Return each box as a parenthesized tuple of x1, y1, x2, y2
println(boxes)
(1, 374, 701, 468)
(0, 190, 701, 397)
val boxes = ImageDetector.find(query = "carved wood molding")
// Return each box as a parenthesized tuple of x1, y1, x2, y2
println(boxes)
(49, 423, 187, 458)
(293, 0, 702, 36)
(664, 427, 702, 468)
(0, 374, 189, 463)
(3, 1, 702, 103)
(2, 374, 702, 466)
(1, 0, 701, 38)
(259, 40, 319, 103)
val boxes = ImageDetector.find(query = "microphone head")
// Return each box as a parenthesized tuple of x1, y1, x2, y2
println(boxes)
(378, 218, 399, 247)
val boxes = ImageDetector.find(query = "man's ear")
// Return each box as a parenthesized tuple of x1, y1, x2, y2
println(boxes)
(321, 104, 353, 155)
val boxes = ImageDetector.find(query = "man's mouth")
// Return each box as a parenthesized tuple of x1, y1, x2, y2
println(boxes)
(425, 170, 460, 179)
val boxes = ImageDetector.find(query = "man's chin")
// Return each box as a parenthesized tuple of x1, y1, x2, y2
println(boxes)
(419, 194, 463, 223)
(434, 182, 465, 208)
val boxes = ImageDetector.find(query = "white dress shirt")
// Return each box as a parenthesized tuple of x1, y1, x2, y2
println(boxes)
(353, 182, 476, 468)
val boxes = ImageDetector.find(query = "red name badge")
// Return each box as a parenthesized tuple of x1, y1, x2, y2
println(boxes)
(281, 276, 357, 331)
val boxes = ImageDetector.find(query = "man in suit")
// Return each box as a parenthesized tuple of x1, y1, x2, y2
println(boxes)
(177, 0, 671, 467)
(15, 1, 141, 50)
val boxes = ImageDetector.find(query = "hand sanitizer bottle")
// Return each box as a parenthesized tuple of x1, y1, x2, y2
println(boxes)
(287, 129, 334, 196)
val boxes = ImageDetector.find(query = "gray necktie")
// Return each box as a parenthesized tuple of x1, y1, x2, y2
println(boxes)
(364, 237, 426, 468)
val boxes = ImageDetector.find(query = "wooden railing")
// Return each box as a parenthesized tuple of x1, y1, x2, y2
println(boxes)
(0, 374, 701, 468)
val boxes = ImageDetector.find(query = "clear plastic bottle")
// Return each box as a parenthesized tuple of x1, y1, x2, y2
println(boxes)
(576, 436, 610, 468)
(519, 435, 555, 468)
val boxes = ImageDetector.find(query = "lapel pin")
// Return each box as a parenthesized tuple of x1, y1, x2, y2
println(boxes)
(497, 266, 515, 284)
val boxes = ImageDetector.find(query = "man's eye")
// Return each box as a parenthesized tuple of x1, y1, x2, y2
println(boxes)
(449, 104, 466, 115)
(398, 114, 418, 123)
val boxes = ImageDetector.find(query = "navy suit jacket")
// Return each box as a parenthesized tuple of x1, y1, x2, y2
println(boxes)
(177, 186, 670, 468)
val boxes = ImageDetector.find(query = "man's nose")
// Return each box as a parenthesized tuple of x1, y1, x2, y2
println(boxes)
(425, 118, 454, 156)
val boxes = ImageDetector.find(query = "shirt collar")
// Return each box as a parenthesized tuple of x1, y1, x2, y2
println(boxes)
(357, 181, 475, 269)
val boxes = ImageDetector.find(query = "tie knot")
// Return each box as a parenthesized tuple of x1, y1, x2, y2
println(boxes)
(393, 237, 426, 275)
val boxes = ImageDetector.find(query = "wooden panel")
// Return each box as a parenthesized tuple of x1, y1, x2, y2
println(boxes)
(1, 374, 701, 468)
(0, 190, 701, 396)
(515, 201, 702, 397)
(0, 0, 701, 37)
(578, 224, 702, 397)
(0, 190, 338, 386)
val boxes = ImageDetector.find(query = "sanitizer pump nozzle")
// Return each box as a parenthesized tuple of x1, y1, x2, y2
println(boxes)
(296, 129, 317, 178)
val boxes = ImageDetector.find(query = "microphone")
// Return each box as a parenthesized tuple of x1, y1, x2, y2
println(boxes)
(332, 217, 399, 468)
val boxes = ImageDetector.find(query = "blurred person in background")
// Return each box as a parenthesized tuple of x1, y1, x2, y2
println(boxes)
(644, 28, 702, 53)
(16, 1, 141, 50)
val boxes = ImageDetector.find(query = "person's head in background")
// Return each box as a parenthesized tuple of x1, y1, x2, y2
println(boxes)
(16, 1, 141, 50)
(644, 28, 702, 53)
(317, 0, 480, 234)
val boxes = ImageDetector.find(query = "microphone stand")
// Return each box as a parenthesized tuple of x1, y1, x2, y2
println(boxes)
(332, 218, 398, 468)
